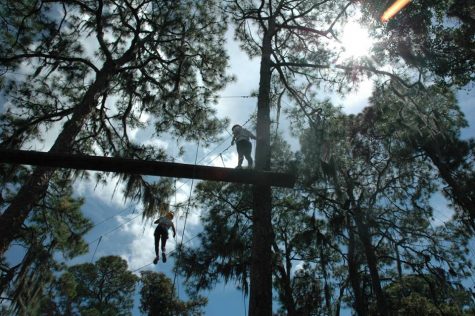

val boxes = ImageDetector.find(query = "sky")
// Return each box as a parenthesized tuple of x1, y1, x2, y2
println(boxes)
(62, 25, 352, 315)
(70, 25, 473, 315)
(1, 7, 474, 316)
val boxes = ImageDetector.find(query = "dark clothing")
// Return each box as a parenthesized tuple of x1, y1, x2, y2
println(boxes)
(154, 225, 169, 256)
(232, 125, 255, 168)
(236, 139, 253, 167)
(236, 139, 252, 157)
(152, 215, 175, 264)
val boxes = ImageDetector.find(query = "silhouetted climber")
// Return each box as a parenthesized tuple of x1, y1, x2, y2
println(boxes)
(153, 210, 176, 264)
(231, 124, 256, 169)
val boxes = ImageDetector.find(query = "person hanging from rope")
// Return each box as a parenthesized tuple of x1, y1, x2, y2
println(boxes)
(231, 124, 256, 169)
(153, 208, 176, 264)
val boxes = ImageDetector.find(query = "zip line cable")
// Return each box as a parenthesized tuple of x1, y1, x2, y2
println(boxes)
(81, 115, 250, 249)
(173, 115, 255, 194)
(90, 205, 134, 229)
(63, 115, 255, 270)
(87, 209, 142, 246)
(85, 202, 190, 251)
(131, 233, 201, 273)
(172, 140, 200, 295)
(172, 140, 200, 294)
(5, 70, 260, 281)
(219, 153, 226, 167)
(90, 236, 102, 262)
(219, 95, 256, 99)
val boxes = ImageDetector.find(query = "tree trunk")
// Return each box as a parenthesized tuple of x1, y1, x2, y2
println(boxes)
(320, 244, 333, 316)
(0, 63, 116, 257)
(353, 210, 387, 315)
(273, 241, 297, 316)
(249, 20, 274, 316)
(334, 278, 348, 316)
(424, 143, 475, 229)
(347, 220, 366, 316)
(395, 243, 402, 280)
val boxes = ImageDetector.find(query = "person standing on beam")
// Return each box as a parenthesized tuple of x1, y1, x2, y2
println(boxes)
(231, 124, 256, 169)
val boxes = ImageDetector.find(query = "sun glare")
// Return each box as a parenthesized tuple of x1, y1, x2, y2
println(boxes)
(340, 22, 373, 58)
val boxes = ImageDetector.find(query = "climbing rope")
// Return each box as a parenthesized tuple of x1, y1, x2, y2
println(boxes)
(83, 114, 257, 283)
(90, 236, 102, 262)
(174, 114, 255, 194)
(172, 140, 200, 294)
(131, 233, 201, 273)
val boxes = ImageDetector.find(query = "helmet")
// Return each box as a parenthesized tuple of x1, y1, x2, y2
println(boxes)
(166, 212, 174, 219)
(232, 124, 241, 132)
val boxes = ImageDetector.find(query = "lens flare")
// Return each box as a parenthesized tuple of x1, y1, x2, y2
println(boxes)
(381, 0, 412, 22)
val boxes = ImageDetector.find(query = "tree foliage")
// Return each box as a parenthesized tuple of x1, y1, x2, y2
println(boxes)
(139, 271, 207, 316)
(176, 137, 346, 315)
(362, 0, 475, 86)
(48, 256, 138, 316)
(1, 0, 474, 315)
(368, 83, 475, 230)
(383, 274, 474, 315)
(0, 0, 232, 257)
(0, 173, 92, 314)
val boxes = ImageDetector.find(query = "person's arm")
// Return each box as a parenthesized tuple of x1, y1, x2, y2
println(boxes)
(246, 129, 256, 140)
(171, 223, 176, 238)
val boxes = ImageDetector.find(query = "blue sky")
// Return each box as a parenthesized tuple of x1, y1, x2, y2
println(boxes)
(69, 27, 474, 314)
(2, 11, 474, 316)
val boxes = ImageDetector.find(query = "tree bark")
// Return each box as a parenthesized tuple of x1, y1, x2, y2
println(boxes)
(249, 19, 274, 316)
(395, 243, 403, 280)
(0, 63, 116, 257)
(353, 210, 388, 315)
(347, 220, 367, 316)
(320, 244, 333, 316)
(424, 142, 475, 229)
(273, 241, 297, 316)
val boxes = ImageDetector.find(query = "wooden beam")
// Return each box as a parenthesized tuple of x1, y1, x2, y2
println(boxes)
(0, 149, 296, 188)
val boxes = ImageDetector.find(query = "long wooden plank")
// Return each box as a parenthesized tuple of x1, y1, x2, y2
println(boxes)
(0, 149, 296, 188)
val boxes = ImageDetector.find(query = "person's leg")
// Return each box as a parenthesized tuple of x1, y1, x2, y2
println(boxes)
(161, 234, 167, 253)
(242, 141, 253, 167)
(236, 142, 244, 168)
(153, 232, 160, 264)
(161, 234, 168, 262)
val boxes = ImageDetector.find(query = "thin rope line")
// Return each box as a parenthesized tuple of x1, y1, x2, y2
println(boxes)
(172, 140, 200, 295)
(87, 210, 141, 246)
(131, 233, 201, 273)
(219, 153, 226, 167)
(90, 236, 102, 262)
(174, 115, 255, 194)
(91, 205, 134, 229)
(219, 95, 256, 98)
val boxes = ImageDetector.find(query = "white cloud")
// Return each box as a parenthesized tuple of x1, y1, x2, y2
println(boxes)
(209, 151, 239, 168)
(429, 192, 454, 227)
(118, 215, 156, 269)
(338, 78, 373, 114)
(142, 138, 169, 150)
(457, 87, 475, 139)
(216, 28, 259, 125)
(22, 118, 65, 151)
(75, 172, 129, 209)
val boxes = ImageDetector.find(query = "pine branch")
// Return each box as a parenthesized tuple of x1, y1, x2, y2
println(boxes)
(0, 53, 99, 72)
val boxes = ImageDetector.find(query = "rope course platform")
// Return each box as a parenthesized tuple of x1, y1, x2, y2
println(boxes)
(0, 149, 296, 188)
